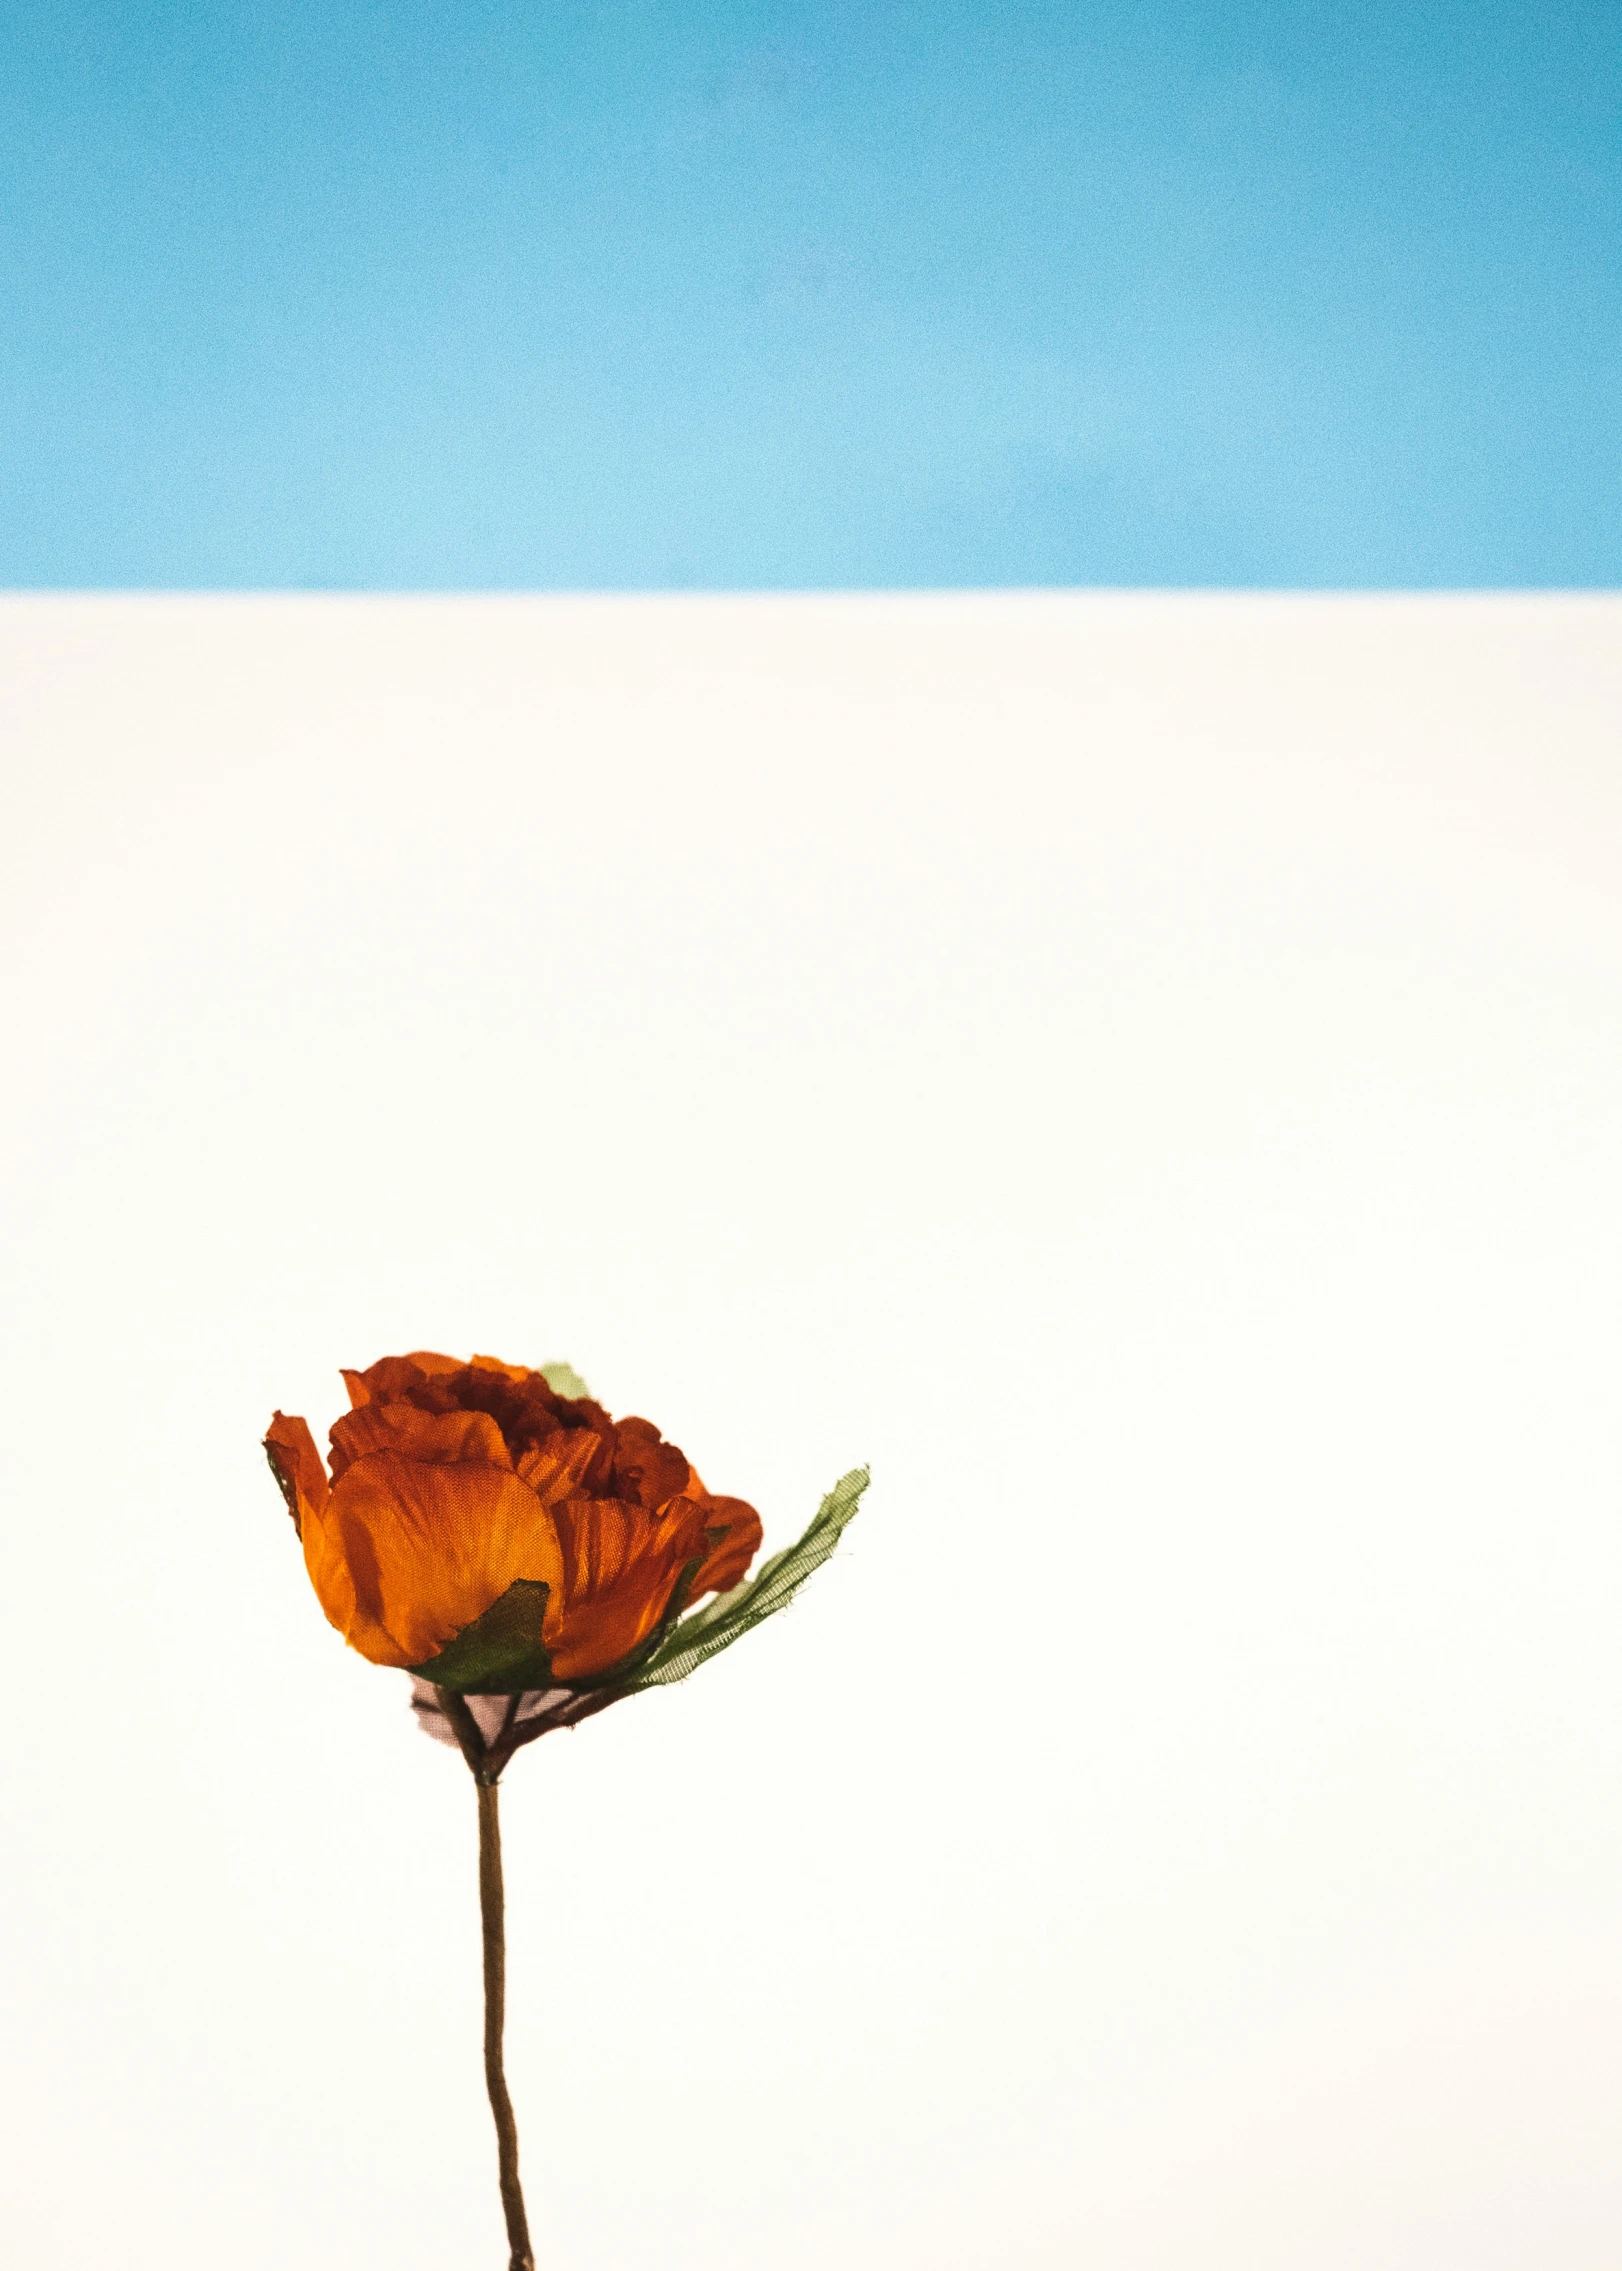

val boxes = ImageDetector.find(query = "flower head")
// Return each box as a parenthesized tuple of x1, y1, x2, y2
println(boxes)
(265, 1351, 762, 1689)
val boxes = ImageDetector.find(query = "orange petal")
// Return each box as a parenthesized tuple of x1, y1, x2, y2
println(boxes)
(342, 1359, 415, 1410)
(546, 1495, 707, 1680)
(689, 1493, 763, 1597)
(607, 1416, 691, 1509)
(264, 1412, 330, 1537)
(341, 1351, 464, 1410)
(516, 1427, 605, 1506)
(300, 1491, 379, 1657)
(309, 1452, 565, 1668)
(328, 1400, 512, 1483)
(469, 1352, 530, 1382)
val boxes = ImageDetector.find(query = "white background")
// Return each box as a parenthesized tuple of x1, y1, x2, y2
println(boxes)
(2, 592, 1620, 2269)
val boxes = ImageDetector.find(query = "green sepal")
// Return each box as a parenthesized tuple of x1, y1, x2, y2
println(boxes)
(620, 1466, 870, 1691)
(540, 1360, 592, 1400)
(408, 1579, 555, 1694)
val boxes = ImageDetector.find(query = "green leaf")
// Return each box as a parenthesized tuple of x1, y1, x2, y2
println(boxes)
(409, 1580, 555, 1694)
(621, 1466, 870, 1690)
(540, 1360, 592, 1400)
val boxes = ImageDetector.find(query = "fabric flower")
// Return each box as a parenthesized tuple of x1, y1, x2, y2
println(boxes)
(263, 1348, 866, 2269)
(265, 1350, 763, 1688)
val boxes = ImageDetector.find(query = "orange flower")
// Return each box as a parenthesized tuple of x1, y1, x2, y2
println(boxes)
(265, 1352, 763, 1688)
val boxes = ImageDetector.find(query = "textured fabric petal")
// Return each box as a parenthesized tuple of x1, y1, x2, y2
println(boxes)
(316, 1453, 566, 1668)
(546, 1495, 707, 1679)
(264, 1412, 330, 1536)
(342, 1358, 417, 1410)
(408, 1361, 603, 1464)
(688, 1493, 764, 1596)
(515, 1427, 606, 1506)
(469, 1352, 529, 1382)
(342, 1351, 462, 1410)
(328, 1401, 513, 1484)
(606, 1415, 692, 1510)
(300, 1490, 388, 1660)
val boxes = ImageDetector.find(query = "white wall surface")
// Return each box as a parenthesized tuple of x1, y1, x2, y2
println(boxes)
(1, 592, 1620, 2269)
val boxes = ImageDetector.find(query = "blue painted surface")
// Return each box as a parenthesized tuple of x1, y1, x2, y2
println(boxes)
(2, 1, 1618, 586)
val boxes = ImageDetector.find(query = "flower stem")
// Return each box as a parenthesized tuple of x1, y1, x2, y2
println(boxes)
(477, 1776, 535, 2271)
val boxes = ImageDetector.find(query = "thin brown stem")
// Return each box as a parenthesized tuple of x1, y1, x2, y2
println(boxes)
(477, 1778, 535, 2271)
(436, 1685, 491, 1781)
